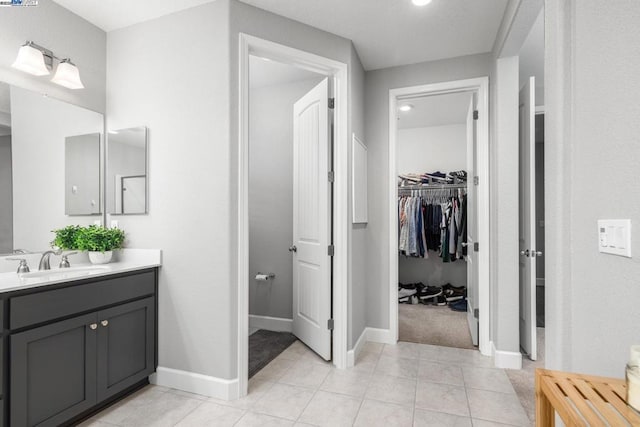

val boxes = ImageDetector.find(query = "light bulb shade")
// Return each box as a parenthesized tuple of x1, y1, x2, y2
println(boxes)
(12, 44, 50, 76)
(51, 60, 84, 90)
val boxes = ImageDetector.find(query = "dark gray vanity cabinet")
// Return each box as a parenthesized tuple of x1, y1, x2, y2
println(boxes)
(5, 268, 158, 427)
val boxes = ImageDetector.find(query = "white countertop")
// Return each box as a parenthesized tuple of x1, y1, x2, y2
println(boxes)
(0, 249, 162, 294)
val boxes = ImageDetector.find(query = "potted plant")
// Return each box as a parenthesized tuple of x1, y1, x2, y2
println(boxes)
(76, 225, 126, 264)
(51, 225, 82, 251)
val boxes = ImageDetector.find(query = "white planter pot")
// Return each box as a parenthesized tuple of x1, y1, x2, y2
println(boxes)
(88, 251, 113, 264)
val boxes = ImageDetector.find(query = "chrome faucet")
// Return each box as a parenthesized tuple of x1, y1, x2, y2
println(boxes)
(38, 249, 62, 270)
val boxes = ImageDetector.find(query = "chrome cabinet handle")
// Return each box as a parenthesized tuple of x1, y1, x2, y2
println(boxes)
(288, 245, 297, 253)
(89, 323, 98, 330)
(520, 249, 530, 257)
(101, 320, 109, 327)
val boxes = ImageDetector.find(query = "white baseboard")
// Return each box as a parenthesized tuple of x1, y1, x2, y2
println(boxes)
(249, 315, 293, 332)
(347, 327, 368, 368)
(491, 341, 523, 370)
(150, 367, 239, 400)
(366, 327, 395, 345)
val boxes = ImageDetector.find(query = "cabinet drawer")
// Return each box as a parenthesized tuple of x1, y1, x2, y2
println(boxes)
(10, 271, 155, 330)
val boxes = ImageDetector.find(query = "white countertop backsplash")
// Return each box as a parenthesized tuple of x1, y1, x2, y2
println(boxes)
(0, 249, 162, 293)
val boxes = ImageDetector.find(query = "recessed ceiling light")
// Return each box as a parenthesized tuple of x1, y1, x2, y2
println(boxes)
(412, 0, 432, 5)
(399, 104, 414, 112)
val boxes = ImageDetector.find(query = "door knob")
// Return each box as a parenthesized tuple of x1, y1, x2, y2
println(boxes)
(288, 245, 297, 253)
(101, 320, 109, 327)
(89, 323, 98, 330)
(520, 249, 530, 257)
(461, 242, 468, 247)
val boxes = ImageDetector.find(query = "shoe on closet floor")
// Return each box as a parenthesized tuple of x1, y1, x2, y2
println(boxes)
(418, 286, 442, 301)
(444, 287, 466, 302)
(450, 299, 468, 312)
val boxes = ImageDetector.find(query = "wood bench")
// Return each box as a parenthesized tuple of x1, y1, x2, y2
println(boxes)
(536, 368, 640, 426)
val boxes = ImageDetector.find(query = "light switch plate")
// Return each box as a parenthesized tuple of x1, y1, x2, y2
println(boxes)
(598, 219, 632, 258)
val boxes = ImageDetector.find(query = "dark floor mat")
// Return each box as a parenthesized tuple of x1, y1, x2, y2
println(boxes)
(249, 330, 297, 379)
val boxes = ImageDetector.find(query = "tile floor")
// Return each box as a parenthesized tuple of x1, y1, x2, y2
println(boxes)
(80, 341, 532, 427)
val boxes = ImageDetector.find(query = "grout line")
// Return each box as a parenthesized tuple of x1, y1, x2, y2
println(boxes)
(169, 397, 206, 426)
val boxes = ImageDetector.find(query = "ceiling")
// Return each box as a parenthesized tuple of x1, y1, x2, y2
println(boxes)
(51, 0, 215, 32)
(398, 92, 472, 130)
(52, 0, 509, 71)
(250, 56, 321, 89)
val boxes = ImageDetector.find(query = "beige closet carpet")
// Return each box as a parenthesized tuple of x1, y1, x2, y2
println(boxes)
(399, 303, 475, 350)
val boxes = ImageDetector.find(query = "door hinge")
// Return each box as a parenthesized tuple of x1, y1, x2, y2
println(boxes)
(474, 242, 479, 252)
(473, 176, 479, 186)
(328, 245, 335, 257)
(328, 98, 335, 109)
(327, 318, 334, 330)
(473, 110, 479, 120)
(328, 170, 335, 183)
(474, 308, 479, 319)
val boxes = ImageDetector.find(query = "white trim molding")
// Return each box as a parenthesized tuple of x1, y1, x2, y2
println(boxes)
(237, 33, 350, 399)
(346, 327, 395, 368)
(491, 341, 523, 370)
(388, 77, 491, 356)
(249, 315, 293, 332)
(150, 367, 239, 401)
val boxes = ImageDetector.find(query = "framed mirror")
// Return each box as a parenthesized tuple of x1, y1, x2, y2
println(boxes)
(65, 133, 101, 215)
(0, 82, 104, 254)
(107, 126, 148, 215)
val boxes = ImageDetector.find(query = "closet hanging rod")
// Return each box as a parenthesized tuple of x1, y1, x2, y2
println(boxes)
(398, 184, 467, 191)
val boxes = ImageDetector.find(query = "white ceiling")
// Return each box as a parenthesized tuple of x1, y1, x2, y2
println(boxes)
(237, 0, 509, 70)
(52, 0, 509, 71)
(250, 56, 321, 89)
(51, 0, 216, 32)
(398, 92, 472, 130)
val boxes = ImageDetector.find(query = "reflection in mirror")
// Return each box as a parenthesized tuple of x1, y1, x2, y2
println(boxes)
(107, 127, 148, 215)
(65, 133, 101, 215)
(0, 82, 104, 254)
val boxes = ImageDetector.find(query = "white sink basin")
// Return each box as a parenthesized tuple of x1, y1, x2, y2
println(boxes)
(19, 266, 111, 281)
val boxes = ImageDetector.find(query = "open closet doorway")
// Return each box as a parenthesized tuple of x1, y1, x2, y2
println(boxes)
(389, 78, 491, 356)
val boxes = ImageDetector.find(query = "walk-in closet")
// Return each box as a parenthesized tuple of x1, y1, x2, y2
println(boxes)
(396, 92, 477, 350)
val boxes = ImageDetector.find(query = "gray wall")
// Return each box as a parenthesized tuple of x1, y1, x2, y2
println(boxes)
(399, 257, 468, 289)
(0, 135, 11, 253)
(363, 54, 492, 330)
(546, 0, 640, 377)
(106, 1, 232, 379)
(0, 1, 106, 113)
(248, 78, 323, 320)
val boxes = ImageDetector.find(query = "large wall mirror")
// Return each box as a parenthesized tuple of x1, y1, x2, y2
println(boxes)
(0, 82, 104, 254)
(107, 126, 148, 215)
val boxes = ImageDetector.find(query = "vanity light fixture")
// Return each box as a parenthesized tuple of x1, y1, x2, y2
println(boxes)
(399, 104, 414, 112)
(412, 0, 432, 5)
(12, 41, 84, 90)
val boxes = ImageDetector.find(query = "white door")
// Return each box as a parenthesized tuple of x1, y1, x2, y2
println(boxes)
(121, 176, 146, 214)
(465, 96, 479, 346)
(519, 76, 537, 360)
(292, 78, 332, 360)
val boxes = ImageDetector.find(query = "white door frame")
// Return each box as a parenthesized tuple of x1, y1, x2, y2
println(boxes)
(388, 77, 491, 356)
(237, 33, 349, 398)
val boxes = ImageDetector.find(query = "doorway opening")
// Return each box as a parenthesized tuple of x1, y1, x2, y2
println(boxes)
(246, 54, 327, 378)
(237, 34, 349, 399)
(389, 78, 491, 356)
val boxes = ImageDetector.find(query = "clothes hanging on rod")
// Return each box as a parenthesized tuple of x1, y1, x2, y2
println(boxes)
(398, 186, 467, 262)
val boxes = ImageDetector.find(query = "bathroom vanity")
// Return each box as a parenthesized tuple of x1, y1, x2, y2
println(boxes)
(0, 258, 160, 427)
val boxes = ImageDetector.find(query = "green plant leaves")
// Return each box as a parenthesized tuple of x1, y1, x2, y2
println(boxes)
(51, 225, 125, 252)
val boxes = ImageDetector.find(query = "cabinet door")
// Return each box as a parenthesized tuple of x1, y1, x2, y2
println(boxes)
(11, 313, 98, 427)
(97, 297, 155, 401)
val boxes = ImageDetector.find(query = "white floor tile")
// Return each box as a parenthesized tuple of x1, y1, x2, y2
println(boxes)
(235, 412, 295, 427)
(251, 383, 315, 420)
(278, 360, 332, 388)
(413, 409, 472, 427)
(466, 389, 530, 426)
(382, 342, 421, 360)
(207, 379, 275, 410)
(320, 369, 372, 397)
(375, 355, 419, 379)
(462, 367, 516, 394)
(174, 402, 245, 426)
(418, 361, 464, 386)
(415, 381, 470, 417)
(365, 374, 417, 407)
(298, 390, 362, 426)
(251, 356, 297, 382)
(353, 399, 413, 427)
